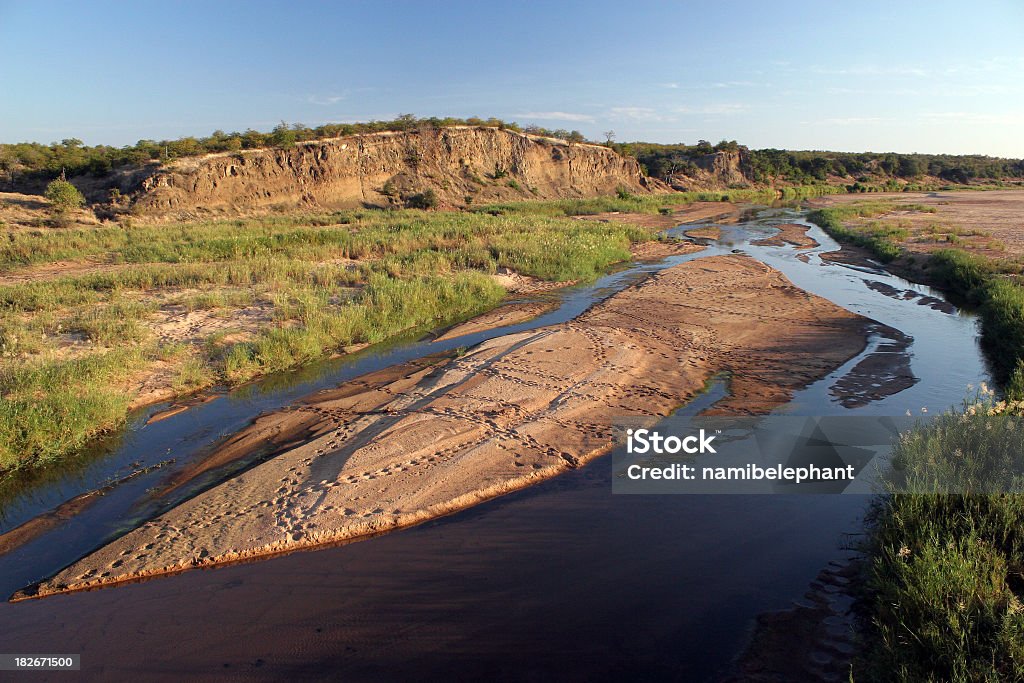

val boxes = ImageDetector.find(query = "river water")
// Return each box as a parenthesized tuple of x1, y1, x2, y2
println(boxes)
(0, 207, 991, 681)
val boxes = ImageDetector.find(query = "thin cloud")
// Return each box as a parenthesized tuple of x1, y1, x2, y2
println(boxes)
(308, 94, 347, 105)
(920, 112, 1024, 125)
(608, 106, 667, 122)
(517, 111, 596, 123)
(817, 116, 893, 126)
(674, 104, 749, 115)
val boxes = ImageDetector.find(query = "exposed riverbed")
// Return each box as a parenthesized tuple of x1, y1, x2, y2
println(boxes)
(0, 206, 991, 680)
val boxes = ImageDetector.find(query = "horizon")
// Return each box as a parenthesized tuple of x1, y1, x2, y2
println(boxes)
(2, 1, 1023, 156)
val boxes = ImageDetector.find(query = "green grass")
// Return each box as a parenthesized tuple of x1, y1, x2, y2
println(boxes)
(474, 185, 843, 219)
(858, 392, 1024, 681)
(0, 186, 852, 476)
(806, 202, 933, 262)
(221, 272, 504, 383)
(0, 200, 675, 476)
(0, 348, 152, 471)
(924, 249, 1024, 391)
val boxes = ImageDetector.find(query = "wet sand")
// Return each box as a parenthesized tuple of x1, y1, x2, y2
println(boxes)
(23, 255, 869, 598)
(752, 223, 820, 249)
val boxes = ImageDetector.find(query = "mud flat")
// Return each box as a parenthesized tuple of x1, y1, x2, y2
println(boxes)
(23, 255, 869, 598)
(752, 223, 820, 249)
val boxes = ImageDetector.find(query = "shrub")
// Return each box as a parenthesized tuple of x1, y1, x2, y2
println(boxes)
(44, 179, 85, 212)
(406, 189, 438, 209)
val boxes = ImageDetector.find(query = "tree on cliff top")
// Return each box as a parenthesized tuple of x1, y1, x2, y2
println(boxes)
(270, 121, 298, 149)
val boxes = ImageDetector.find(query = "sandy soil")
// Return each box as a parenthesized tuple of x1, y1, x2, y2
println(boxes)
(752, 223, 819, 249)
(724, 560, 858, 682)
(684, 226, 722, 240)
(629, 239, 705, 261)
(0, 192, 99, 231)
(810, 190, 1024, 261)
(23, 254, 869, 598)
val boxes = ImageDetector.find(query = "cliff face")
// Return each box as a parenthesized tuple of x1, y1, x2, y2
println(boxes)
(661, 149, 751, 191)
(127, 126, 660, 215)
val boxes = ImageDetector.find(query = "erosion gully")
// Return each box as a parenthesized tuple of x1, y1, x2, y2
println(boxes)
(0, 206, 991, 681)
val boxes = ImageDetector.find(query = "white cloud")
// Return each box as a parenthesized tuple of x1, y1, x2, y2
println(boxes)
(608, 106, 667, 122)
(809, 65, 930, 77)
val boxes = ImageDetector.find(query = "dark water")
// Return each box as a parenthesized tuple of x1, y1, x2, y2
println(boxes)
(0, 208, 991, 681)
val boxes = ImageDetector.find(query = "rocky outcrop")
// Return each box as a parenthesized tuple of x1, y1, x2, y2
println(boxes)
(124, 126, 661, 215)
(667, 149, 751, 191)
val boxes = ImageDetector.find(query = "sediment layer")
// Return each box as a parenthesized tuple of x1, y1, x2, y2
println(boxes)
(130, 126, 659, 214)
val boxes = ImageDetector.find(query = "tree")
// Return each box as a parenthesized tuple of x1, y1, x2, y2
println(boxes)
(44, 178, 85, 212)
(270, 121, 298, 149)
(603, 130, 616, 145)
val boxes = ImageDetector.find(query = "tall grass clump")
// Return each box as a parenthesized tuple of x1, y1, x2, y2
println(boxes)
(858, 389, 1024, 681)
(222, 272, 503, 383)
(0, 348, 150, 472)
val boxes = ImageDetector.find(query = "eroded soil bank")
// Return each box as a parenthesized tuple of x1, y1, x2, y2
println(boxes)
(25, 254, 869, 597)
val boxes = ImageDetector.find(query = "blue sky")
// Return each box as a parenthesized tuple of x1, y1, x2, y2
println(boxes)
(2, 0, 1022, 155)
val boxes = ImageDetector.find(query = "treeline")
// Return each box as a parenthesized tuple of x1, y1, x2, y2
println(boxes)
(621, 140, 1024, 186)
(0, 115, 588, 183)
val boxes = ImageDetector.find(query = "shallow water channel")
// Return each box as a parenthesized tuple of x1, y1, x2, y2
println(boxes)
(0, 206, 992, 680)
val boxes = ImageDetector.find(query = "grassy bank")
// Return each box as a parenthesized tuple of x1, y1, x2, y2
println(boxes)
(808, 201, 1024, 395)
(477, 185, 843, 219)
(806, 202, 935, 262)
(0, 202, 662, 475)
(0, 185, 846, 474)
(925, 249, 1024, 393)
(858, 391, 1024, 681)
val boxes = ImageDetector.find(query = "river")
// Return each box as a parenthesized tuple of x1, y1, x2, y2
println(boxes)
(0, 206, 991, 681)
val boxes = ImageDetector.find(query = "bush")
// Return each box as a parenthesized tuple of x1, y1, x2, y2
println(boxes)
(44, 179, 85, 212)
(406, 189, 438, 209)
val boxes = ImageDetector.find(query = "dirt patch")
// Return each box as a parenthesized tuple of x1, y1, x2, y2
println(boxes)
(752, 223, 819, 249)
(829, 324, 918, 408)
(0, 260, 132, 286)
(684, 226, 721, 240)
(150, 303, 274, 346)
(862, 280, 956, 314)
(0, 191, 99, 231)
(22, 255, 869, 598)
(489, 268, 572, 295)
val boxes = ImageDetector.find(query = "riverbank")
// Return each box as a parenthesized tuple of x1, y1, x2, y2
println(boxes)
(0, 197, 685, 476)
(805, 190, 1024, 680)
(22, 253, 870, 598)
(807, 190, 1024, 389)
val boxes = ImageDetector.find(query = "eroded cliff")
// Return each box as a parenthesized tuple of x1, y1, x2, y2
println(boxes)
(127, 126, 661, 215)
